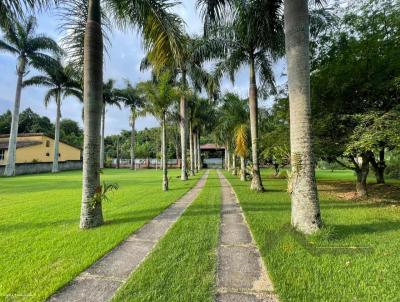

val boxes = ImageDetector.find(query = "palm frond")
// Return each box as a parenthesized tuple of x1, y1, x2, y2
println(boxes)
(23, 75, 54, 88)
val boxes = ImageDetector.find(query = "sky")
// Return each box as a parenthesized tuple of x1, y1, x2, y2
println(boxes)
(0, 0, 286, 135)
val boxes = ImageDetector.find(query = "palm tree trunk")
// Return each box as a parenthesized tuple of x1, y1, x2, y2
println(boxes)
(99, 104, 105, 169)
(189, 121, 194, 176)
(79, 0, 104, 229)
(197, 131, 201, 170)
(130, 109, 136, 170)
(224, 147, 228, 169)
(116, 137, 120, 169)
(162, 113, 168, 191)
(226, 146, 231, 171)
(232, 153, 237, 175)
(193, 130, 198, 173)
(52, 91, 61, 173)
(240, 156, 246, 181)
(4, 57, 26, 177)
(249, 55, 264, 191)
(180, 93, 188, 180)
(284, 0, 322, 234)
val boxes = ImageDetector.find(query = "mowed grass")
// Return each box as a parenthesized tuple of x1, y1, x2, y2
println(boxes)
(0, 169, 202, 302)
(224, 169, 400, 302)
(112, 170, 221, 302)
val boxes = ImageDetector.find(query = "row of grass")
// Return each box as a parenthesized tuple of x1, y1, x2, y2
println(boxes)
(0, 169, 202, 302)
(224, 169, 400, 302)
(112, 170, 221, 302)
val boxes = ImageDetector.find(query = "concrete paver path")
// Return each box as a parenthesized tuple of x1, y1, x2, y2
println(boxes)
(216, 171, 279, 302)
(48, 171, 209, 302)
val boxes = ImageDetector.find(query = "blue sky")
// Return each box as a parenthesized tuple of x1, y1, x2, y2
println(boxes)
(0, 0, 285, 135)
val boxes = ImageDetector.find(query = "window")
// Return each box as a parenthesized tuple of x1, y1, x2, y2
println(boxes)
(58, 153, 61, 157)
(0, 149, 4, 161)
(46, 140, 50, 147)
(46, 152, 50, 156)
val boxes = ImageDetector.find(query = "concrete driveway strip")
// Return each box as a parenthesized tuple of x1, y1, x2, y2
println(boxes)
(216, 170, 278, 302)
(48, 171, 209, 302)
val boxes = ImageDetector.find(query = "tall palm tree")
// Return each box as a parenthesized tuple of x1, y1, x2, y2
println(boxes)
(198, 0, 323, 232)
(137, 71, 177, 191)
(197, 0, 284, 191)
(78, 0, 184, 229)
(100, 79, 122, 169)
(0, 16, 60, 176)
(23, 57, 82, 172)
(115, 81, 144, 170)
(284, 0, 322, 233)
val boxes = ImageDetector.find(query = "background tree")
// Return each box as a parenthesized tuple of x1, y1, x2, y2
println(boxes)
(100, 79, 122, 169)
(137, 71, 177, 191)
(23, 56, 82, 172)
(0, 15, 60, 176)
(196, 0, 284, 191)
(115, 81, 144, 170)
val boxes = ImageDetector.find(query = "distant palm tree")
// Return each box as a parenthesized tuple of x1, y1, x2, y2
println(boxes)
(137, 71, 178, 191)
(23, 56, 82, 172)
(196, 0, 284, 191)
(100, 79, 122, 169)
(77, 0, 184, 229)
(115, 81, 144, 170)
(235, 124, 249, 181)
(0, 16, 60, 176)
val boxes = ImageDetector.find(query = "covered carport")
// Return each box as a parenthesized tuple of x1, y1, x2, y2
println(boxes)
(200, 143, 225, 169)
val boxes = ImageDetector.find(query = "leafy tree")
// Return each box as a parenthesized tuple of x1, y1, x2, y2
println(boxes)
(312, 0, 400, 195)
(23, 56, 82, 172)
(0, 15, 60, 176)
(60, 119, 83, 148)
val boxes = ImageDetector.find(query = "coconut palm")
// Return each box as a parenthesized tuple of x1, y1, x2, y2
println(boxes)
(78, 0, 184, 229)
(137, 71, 177, 191)
(198, 0, 323, 233)
(23, 56, 82, 173)
(115, 81, 144, 170)
(0, 16, 60, 176)
(196, 0, 284, 191)
(100, 79, 122, 169)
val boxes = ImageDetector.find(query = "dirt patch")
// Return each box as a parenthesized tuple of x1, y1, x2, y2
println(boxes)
(318, 181, 400, 205)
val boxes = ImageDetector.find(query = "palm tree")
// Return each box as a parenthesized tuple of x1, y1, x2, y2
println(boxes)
(0, 0, 53, 28)
(115, 81, 144, 170)
(100, 79, 122, 169)
(214, 93, 248, 173)
(198, 0, 323, 232)
(0, 16, 60, 176)
(23, 57, 82, 172)
(78, 0, 184, 229)
(137, 71, 177, 191)
(235, 124, 249, 181)
(284, 0, 322, 233)
(197, 0, 284, 191)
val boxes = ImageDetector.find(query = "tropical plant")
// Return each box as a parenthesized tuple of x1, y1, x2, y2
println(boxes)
(198, 0, 324, 233)
(115, 81, 144, 170)
(0, 15, 60, 176)
(235, 124, 249, 181)
(196, 0, 284, 191)
(78, 0, 184, 229)
(99, 79, 123, 169)
(23, 56, 82, 172)
(137, 71, 178, 191)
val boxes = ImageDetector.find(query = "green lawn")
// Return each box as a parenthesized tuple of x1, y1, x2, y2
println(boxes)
(112, 170, 221, 302)
(0, 169, 202, 302)
(224, 169, 400, 302)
